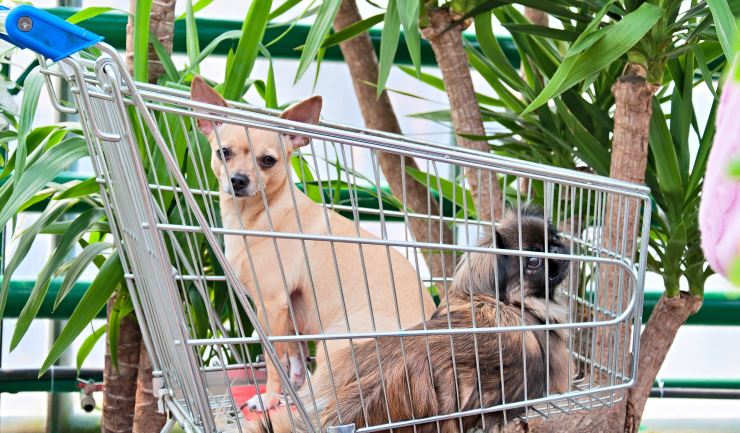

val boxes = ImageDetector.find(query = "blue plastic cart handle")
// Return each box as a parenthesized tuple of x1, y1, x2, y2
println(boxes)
(0, 5, 103, 62)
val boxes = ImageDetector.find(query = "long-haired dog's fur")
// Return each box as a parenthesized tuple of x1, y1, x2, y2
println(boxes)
(240, 206, 571, 433)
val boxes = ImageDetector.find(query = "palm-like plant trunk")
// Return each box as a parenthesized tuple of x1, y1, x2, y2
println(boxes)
(102, 299, 141, 433)
(333, 0, 456, 290)
(102, 2, 176, 433)
(422, 8, 504, 223)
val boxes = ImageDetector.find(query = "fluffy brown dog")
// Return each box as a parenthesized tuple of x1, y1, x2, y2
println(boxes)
(251, 206, 571, 433)
(191, 77, 436, 411)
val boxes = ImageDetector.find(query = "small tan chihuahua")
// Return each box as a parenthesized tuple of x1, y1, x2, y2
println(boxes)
(191, 77, 436, 411)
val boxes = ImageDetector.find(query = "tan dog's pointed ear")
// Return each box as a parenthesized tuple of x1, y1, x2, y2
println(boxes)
(280, 96, 322, 149)
(191, 76, 227, 135)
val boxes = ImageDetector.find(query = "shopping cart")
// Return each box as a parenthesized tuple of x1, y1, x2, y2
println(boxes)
(1, 5, 652, 433)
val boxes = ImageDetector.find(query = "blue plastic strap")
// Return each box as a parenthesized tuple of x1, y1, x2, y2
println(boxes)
(0, 5, 103, 62)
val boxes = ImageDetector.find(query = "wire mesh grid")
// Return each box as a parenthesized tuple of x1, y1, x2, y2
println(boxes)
(38, 45, 651, 433)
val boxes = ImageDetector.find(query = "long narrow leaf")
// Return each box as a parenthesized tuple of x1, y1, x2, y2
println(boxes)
(39, 252, 123, 376)
(649, 100, 683, 219)
(66, 6, 116, 24)
(0, 136, 88, 229)
(76, 325, 106, 371)
(474, 11, 526, 94)
(133, 0, 153, 82)
(186, 0, 201, 75)
(55, 242, 113, 309)
(377, 0, 401, 96)
(295, 0, 341, 84)
(15, 68, 44, 183)
(524, 3, 662, 114)
(150, 35, 178, 82)
(322, 13, 384, 48)
(397, 0, 421, 75)
(0, 200, 75, 319)
(175, 0, 213, 20)
(11, 208, 106, 350)
(707, 0, 738, 62)
(223, 1, 272, 100)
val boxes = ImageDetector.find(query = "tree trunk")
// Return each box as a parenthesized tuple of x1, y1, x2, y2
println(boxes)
(524, 8, 548, 26)
(102, 298, 141, 433)
(133, 341, 165, 433)
(422, 8, 504, 223)
(125, 0, 176, 84)
(624, 292, 702, 432)
(333, 0, 456, 292)
(104, 3, 176, 433)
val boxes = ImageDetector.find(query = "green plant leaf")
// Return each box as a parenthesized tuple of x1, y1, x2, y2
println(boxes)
(185, 0, 201, 76)
(223, 0, 272, 100)
(178, 30, 241, 83)
(55, 242, 113, 310)
(649, 100, 683, 219)
(473, 11, 526, 94)
(0, 136, 88, 230)
(405, 166, 476, 216)
(397, 0, 421, 75)
(133, 0, 153, 82)
(502, 23, 579, 41)
(564, 0, 616, 59)
(265, 57, 278, 109)
(66, 6, 116, 24)
(39, 252, 123, 376)
(0, 200, 75, 319)
(377, 0, 401, 96)
(15, 68, 44, 183)
(707, 0, 738, 63)
(295, 0, 341, 84)
(54, 177, 99, 200)
(269, 0, 303, 20)
(150, 35, 178, 83)
(11, 208, 107, 350)
(523, 2, 662, 114)
(108, 292, 124, 373)
(175, 0, 213, 20)
(76, 325, 106, 371)
(322, 13, 384, 48)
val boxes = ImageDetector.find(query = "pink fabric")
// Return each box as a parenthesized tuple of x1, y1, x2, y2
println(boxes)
(699, 76, 740, 276)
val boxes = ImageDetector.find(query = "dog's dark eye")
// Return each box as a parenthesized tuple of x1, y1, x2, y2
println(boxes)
(215, 147, 232, 160)
(260, 155, 277, 168)
(526, 257, 542, 269)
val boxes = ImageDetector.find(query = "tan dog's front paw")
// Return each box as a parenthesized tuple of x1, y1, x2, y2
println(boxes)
(289, 353, 306, 388)
(246, 392, 281, 412)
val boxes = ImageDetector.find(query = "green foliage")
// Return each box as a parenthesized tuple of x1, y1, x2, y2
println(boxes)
(222, 0, 272, 100)
(132, 0, 153, 82)
(402, 1, 729, 297)
(1, 1, 292, 372)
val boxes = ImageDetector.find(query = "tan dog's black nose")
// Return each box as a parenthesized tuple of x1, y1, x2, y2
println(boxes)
(231, 174, 250, 196)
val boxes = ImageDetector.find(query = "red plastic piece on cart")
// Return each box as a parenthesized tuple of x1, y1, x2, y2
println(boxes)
(230, 385, 297, 420)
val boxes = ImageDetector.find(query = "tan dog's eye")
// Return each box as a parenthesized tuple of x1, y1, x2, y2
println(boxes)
(260, 155, 277, 168)
(215, 147, 232, 161)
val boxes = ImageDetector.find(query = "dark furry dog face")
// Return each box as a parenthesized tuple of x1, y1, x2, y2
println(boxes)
(452, 206, 570, 302)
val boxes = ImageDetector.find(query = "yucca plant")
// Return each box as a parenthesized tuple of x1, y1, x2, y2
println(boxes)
(384, 1, 736, 431)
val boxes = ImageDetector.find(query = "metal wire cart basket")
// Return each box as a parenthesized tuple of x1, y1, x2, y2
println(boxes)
(2, 6, 652, 433)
